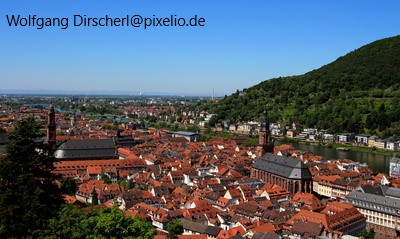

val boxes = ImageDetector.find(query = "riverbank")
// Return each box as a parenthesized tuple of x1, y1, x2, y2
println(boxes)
(325, 143, 399, 157)
(190, 130, 393, 173)
(276, 137, 399, 157)
(201, 131, 400, 157)
(284, 141, 391, 173)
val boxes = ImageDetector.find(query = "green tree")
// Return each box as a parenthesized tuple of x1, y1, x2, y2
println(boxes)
(167, 219, 183, 239)
(356, 229, 375, 239)
(79, 105, 86, 112)
(208, 115, 218, 127)
(0, 117, 62, 238)
(377, 103, 391, 131)
(187, 125, 200, 133)
(40, 205, 156, 239)
(315, 133, 324, 145)
(41, 204, 87, 239)
(60, 177, 77, 196)
(243, 137, 259, 147)
(100, 173, 112, 184)
(82, 207, 156, 239)
(346, 116, 362, 133)
(91, 188, 99, 205)
(118, 178, 135, 191)
(146, 115, 158, 123)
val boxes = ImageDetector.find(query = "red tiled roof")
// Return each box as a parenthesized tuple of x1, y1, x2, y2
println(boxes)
(251, 223, 276, 233)
(76, 180, 122, 200)
(318, 175, 341, 182)
(217, 225, 246, 239)
(87, 166, 102, 175)
(291, 192, 325, 211)
(287, 210, 329, 230)
(53, 158, 146, 172)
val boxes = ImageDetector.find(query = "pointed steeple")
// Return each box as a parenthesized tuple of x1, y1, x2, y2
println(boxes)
(47, 105, 56, 153)
(260, 110, 270, 132)
(257, 109, 274, 157)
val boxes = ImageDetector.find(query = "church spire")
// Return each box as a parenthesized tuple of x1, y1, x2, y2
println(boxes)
(260, 110, 270, 132)
(257, 109, 274, 157)
(47, 105, 56, 153)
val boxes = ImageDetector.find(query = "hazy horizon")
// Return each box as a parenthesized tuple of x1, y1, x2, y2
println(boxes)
(0, 88, 222, 97)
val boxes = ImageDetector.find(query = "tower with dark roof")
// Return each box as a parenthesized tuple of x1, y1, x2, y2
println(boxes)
(47, 105, 56, 152)
(257, 110, 274, 157)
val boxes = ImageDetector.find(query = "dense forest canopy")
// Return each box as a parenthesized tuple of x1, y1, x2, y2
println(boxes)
(204, 35, 400, 137)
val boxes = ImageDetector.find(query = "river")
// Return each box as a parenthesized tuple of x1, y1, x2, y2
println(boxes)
(23, 104, 64, 113)
(287, 142, 393, 174)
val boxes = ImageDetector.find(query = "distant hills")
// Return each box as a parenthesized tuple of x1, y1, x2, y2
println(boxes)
(206, 35, 400, 138)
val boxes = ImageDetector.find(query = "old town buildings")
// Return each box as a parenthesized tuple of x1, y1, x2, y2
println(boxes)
(344, 185, 400, 237)
(3, 102, 399, 238)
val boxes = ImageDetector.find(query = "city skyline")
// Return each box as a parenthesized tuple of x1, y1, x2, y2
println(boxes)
(1, 0, 399, 95)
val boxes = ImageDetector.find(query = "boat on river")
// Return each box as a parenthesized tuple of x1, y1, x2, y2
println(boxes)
(336, 147, 351, 151)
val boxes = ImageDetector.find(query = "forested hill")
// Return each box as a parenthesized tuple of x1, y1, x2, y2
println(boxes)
(206, 35, 400, 137)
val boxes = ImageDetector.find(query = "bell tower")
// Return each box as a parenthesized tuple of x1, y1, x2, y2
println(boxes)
(71, 112, 77, 127)
(47, 105, 57, 153)
(256, 110, 274, 157)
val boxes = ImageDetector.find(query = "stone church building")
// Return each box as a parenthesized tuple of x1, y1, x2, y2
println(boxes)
(251, 110, 312, 194)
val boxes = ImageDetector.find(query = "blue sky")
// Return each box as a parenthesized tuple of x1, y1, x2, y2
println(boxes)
(0, 1, 399, 96)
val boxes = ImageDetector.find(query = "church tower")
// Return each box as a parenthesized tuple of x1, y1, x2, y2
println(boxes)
(47, 105, 57, 153)
(256, 110, 274, 157)
(70, 112, 77, 127)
